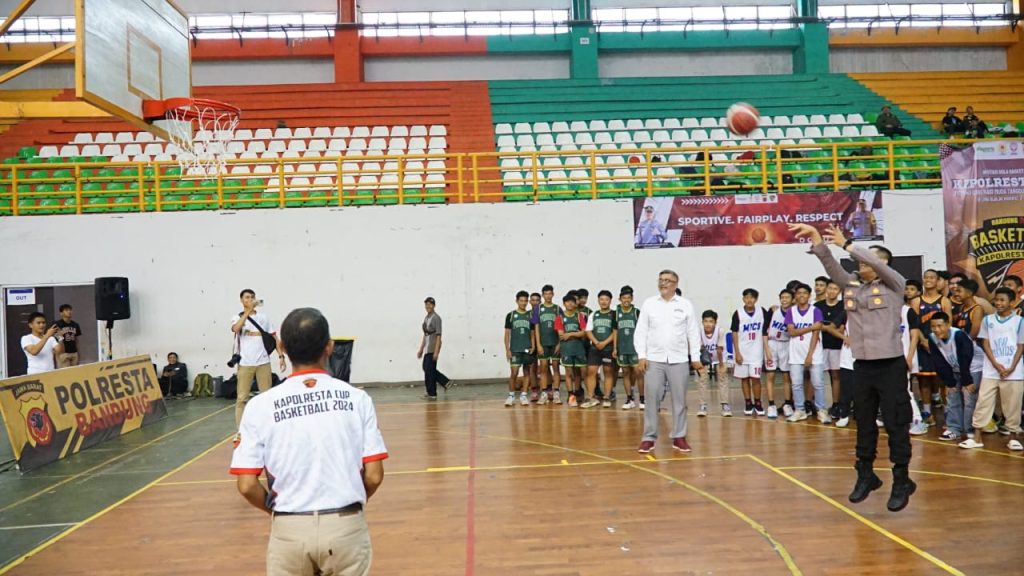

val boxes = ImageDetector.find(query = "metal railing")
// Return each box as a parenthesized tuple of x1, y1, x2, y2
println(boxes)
(0, 138, 961, 216)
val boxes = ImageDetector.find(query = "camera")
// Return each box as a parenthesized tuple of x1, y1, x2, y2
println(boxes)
(227, 353, 242, 368)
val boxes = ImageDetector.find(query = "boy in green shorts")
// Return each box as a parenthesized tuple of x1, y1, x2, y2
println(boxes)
(555, 291, 588, 407)
(615, 286, 642, 409)
(504, 290, 536, 407)
(585, 290, 618, 408)
(528, 291, 543, 402)
(533, 284, 563, 404)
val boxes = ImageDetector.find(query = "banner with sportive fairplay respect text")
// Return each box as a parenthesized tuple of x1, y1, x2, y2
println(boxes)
(0, 355, 167, 472)
(941, 141, 1024, 298)
(632, 191, 883, 249)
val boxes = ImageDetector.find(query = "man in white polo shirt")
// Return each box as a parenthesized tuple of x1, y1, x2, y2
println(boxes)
(231, 307, 387, 576)
(635, 269, 703, 453)
(231, 288, 286, 427)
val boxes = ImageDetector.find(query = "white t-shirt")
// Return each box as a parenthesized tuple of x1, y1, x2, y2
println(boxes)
(786, 305, 824, 365)
(840, 325, 855, 370)
(230, 370, 388, 513)
(22, 334, 57, 375)
(978, 313, 1024, 380)
(231, 311, 275, 366)
(899, 305, 919, 374)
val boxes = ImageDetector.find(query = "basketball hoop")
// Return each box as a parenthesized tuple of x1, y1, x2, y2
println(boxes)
(143, 97, 240, 177)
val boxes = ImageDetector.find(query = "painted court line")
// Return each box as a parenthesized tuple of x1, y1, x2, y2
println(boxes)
(0, 523, 78, 531)
(746, 455, 965, 576)
(0, 433, 236, 575)
(464, 401, 477, 576)
(777, 465, 1024, 489)
(0, 404, 233, 514)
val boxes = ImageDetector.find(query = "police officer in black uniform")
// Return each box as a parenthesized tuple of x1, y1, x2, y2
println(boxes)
(790, 223, 916, 512)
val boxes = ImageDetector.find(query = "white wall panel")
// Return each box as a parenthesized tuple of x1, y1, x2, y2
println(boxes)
(192, 59, 334, 86)
(830, 46, 1006, 73)
(600, 50, 793, 78)
(365, 54, 569, 81)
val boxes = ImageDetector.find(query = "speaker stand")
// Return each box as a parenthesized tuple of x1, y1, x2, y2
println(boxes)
(105, 320, 114, 361)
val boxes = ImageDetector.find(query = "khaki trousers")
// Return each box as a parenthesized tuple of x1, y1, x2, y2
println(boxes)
(972, 378, 1024, 434)
(696, 366, 730, 407)
(236, 363, 272, 426)
(268, 512, 372, 576)
(57, 352, 80, 368)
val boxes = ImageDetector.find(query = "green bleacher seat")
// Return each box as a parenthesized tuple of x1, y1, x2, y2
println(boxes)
(113, 196, 136, 212)
(120, 167, 139, 178)
(0, 198, 10, 215)
(46, 156, 64, 164)
(26, 157, 45, 164)
(84, 196, 111, 213)
(29, 170, 48, 180)
(284, 191, 305, 208)
(90, 156, 108, 163)
(17, 146, 37, 158)
(52, 169, 72, 179)
(504, 185, 533, 201)
(82, 182, 103, 193)
(256, 191, 279, 208)
(70, 156, 88, 163)
(37, 198, 61, 214)
(18, 198, 37, 213)
(97, 168, 117, 179)
(106, 182, 126, 192)
(233, 192, 255, 209)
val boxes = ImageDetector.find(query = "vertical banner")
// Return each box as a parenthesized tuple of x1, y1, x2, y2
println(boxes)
(0, 355, 167, 472)
(633, 191, 883, 249)
(941, 141, 1024, 297)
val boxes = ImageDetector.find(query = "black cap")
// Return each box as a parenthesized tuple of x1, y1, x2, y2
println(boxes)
(424, 297, 435, 304)
(644, 205, 654, 211)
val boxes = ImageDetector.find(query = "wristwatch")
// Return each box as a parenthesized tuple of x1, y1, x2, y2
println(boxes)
(843, 238, 855, 249)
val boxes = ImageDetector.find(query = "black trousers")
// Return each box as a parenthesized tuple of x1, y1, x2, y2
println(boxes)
(838, 368, 855, 418)
(853, 356, 913, 466)
(881, 126, 912, 138)
(423, 353, 449, 397)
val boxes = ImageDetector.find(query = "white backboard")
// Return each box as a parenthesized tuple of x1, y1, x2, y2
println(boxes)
(76, 0, 191, 139)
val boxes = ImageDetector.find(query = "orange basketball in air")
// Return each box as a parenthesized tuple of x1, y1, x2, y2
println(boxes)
(727, 102, 760, 136)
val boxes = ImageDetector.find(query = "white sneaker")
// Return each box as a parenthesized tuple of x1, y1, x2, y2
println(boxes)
(553, 391, 562, 405)
(504, 394, 514, 407)
(1008, 439, 1023, 451)
(786, 410, 808, 423)
(639, 401, 645, 410)
(721, 403, 733, 417)
(520, 393, 530, 406)
(697, 403, 708, 417)
(602, 399, 612, 408)
(909, 422, 929, 436)
(766, 405, 778, 419)
(817, 409, 832, 425)
(958, 438, 984, 449)
(622, 400, 636, 410)
(581, 398, 600, 409)
(539, 392, 549, 405)
(782, 404, 795, 418)
(835, 416, 850, 428)
(876, 419, 885, 427)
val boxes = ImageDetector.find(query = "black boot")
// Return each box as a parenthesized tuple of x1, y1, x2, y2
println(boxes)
(849, 460, 883, 503)
(887, 465, 917, 512)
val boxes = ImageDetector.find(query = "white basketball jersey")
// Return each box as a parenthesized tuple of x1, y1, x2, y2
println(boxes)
(840, 324, 854, 370)
(768, 307, 791, 342)
(787, 305, 823, 365)
(899, 305, 918, 373)
(735, 307, 765, 365)
(980, 314, 1024, 380)
(702, 326, 721, 366)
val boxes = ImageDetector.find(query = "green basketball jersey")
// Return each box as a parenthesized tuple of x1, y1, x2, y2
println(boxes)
(505, 309, 533, 353)
(590, 309, 616, 342)
(615, 305, 639, 355)
(536, 303, 561, 346)
(559, 310, 585, 357)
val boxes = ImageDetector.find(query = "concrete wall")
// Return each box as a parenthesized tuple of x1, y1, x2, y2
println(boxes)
(0, 189, 946, 383)
(193, 59, 334, 86)
(365, 54, 570, 81)
(830, 46, 1007, 73)
(600, 50, 794, 77)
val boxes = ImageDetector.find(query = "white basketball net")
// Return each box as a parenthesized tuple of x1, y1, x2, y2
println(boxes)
(164, 102, 239, 177)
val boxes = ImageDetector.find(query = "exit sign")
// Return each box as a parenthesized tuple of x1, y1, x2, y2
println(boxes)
(6, 288, 35, 306)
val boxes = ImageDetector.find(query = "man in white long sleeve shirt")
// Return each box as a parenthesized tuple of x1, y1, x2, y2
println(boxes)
(635, 270, 703, 454)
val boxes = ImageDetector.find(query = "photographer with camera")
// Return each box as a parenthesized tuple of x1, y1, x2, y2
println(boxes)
(231, 289, 285, 427)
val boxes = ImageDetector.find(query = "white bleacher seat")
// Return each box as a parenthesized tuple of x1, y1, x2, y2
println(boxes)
(226, 141, 246, 155)
(370, 126, 389, 138)
(497, 135, 516, 148)
(311, 127, 331, 139)
(312, 176, 334, 190)
(575, 132, 595, 146)
(626, 119, 644, 130)
(288, 177, 310, 190)
(519, 156, 536, 170)
(590, 119, 608, 131)
(613, 132, 633, 145)
(809, 115, 827, 126)
(72, 133, 92, 145)
(605, 155, 626, 168)
(747, 128, 766, 139)
(94, 133, 114, 144)
(409, 125, 427, 137)
(425, 172, 445, 189)
(778, 139, 796, 146)
(670, 129, 689, 142)
(294, 127, 313, 139)
(428, 136, 446, 149)
(613, 167, 634, 182)
(785, 127, 803, 139)
(515, 135, 534, 148)
(308, 140, 328, 152)
(230, 165, 252, 176)
(81, 144, 101, 156)
(39, 145, 59, 158)
(791, 115, 809, 125)
(254, 128, 273, 140)
(759, 116, 775, 127)
(274, 128, 293, 139)
(709, 129, 729, 141)
(101, 144, 121, 156)
(847, 113, 865, 125)
(368, 137, 388, 151)
(552, 121, 569, 133)
(798, 139, 817, 145)
(405, 160, 425, 174)
(739, 140, 757, 148)
(287, 140, 307, 153)
(803, 126, 823, 139)
(633, 130, 652, 144)
(546, 170, 568, 185)
(542, 157, 562, 168)
(555, 133, 574, 146)
(644, 119, 663, 130)
(342, 161, 361, 174)
(327, 139, 346, 152)
(239, 151, 258, 161)
(682, 118, 700, 129)
(114, 132, 134, 144)
(638, 143, 656, 150)
(513, 122, 532, 134)
(518, 144, 536, 153)
(861, 125, 879, 137)
(390, 126, 409, 138)
(389, 138, 407, 151)
(429, 125, 447, 136)
(56, 145, 77, 157)
(363, 162, 382, 175)
(317, 162, 335, 174)
(426, 160, 445, 172)
(842, 126, 860, 137)
(348, 138, 368, 151)
(136, 132, 155, 143)
(690, 129, 709, 142)
(570, 121, 589, 132)
(351, 126, 370, 138)
(828, 114, 846, 125)
(651, 130, 672, 144)
(132, 154, 154, 163)
(822, 126, 841, 138)
(408, 137, 428, 150)
(598, 143, 619, 153)
(765, 128, 785, 140)
(772, 116, 791, 127)
(254, 163, 275, 174)
(111, 154, 130, 163)
(699, 117, 719, 128)
(247, 141, 267, 154)
(536, 134, 555, 146)
(663, 118, 681, 130)
(302, 150, 322, 159)
(569, 169, 590, 183)
(402, 173, 423, 189)
(259, 151, 280, 160)
(267, 141, 287, 153)
(608, 119, 626, 131)
(533, 122, 551, 134)
(595, 168, 612, 183)
(564, 156, 584, 168)
(578, 143, 597, 151)
(538, 145, 557, 153)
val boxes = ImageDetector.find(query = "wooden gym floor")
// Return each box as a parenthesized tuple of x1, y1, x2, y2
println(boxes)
(0, 381, 1022, 575)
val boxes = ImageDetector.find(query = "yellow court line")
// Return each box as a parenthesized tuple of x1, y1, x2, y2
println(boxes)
(777, 466, 1024, 489)
(0, 404, 233, 514)
(482, 434, 802, 576)
(154, 455, 745, 487)
(0, 433, 236, 575)
(746, 455, 965, 576)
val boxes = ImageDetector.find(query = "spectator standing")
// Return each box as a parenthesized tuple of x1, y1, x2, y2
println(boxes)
(230, 289, 286, 428)
(875, 105, 912, 138)
(22, 312, 62, 375)
(54, 304, 83, 368)
(417, 296, 451, 400)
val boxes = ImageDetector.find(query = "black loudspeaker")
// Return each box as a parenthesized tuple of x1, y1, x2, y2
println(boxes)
(95, 277, 131, 321)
